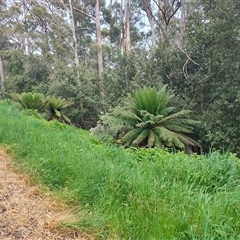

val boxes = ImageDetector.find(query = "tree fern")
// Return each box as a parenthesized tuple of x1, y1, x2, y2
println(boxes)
(11, 92, 46, 112)
(47, 97, 72, 124)
(97, 86, 199, 151)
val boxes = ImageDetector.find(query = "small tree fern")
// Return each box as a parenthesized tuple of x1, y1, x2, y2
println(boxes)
(95, 86, 199, 151)
(47, 97, 73, 124)
(11, 92, 46, 112)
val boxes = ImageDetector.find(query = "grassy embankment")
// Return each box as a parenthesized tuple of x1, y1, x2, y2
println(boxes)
(0, 100, 240, 239)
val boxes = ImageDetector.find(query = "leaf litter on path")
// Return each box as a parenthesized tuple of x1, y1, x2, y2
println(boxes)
(0, 149, 93, 240)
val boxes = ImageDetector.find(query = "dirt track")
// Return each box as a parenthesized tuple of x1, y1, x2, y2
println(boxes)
(0, 149, 92, 240)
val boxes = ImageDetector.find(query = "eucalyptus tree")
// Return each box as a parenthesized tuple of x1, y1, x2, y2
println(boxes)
(138, 0, 157, 49)
(179, 0, 186, 46)
(0, 0, 29, 53)
(0, 1, 6, 97)
(103, 0, 146, 52)
(59, 0, 80, 68)
(124, 0, 131, 53)
(137, 0, 187, 46)
(65, 0, 105, 77)
(0, 54, 4, 98)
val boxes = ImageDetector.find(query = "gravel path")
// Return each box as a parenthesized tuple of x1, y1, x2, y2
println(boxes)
(0, 149, 92, 240)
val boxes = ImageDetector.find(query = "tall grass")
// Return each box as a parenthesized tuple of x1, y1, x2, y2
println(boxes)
(0, 100, 240, 239)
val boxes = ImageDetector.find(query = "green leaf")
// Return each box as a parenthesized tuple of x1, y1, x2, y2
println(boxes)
(132, 129, 149, 146)
(55, 109, 61, 117)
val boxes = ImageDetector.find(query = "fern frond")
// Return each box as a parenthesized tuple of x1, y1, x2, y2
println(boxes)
(11, 92, 46, 111)
(161, 106, 175, 116)
(163, 124, 193, 133)
(47, 97, 72, 111)
(136, 120, 155, 128)
(177, 133, 200, 147)
(154, 126, 185, 149)
(99, 86, 199, 151)
(113, 107, 142, 122)
(130, 86, 170, 115)
(159, 110, 192, 123)
(121, 128, 143, 147)
(147, 130, 155, 147)
(132, 129, 149, 146)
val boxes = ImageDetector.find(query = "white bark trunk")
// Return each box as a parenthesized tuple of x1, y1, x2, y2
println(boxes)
(95, 0, 103, 75)
(149, 15, 156, 49)
(180, 0, 185, 47)
(68, 0, 79, 67)
(0, 54, 4, 98)
(125, 0, 131, 53)
(142, 0, 156, 49)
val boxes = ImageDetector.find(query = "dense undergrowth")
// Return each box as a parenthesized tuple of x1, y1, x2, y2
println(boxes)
(0, 100, 240, 239)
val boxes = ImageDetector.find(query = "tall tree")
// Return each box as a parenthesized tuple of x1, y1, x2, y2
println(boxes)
(95, 0, 103, 75)
(0, 54, 4, 98)
(124, 0, 131, 53)
(179, 0, 185, 46)
(67, 0, 80, 67)
(73, 0, 104, 75)
(153, 0, 182, 42)
(140, 0, 156, 49)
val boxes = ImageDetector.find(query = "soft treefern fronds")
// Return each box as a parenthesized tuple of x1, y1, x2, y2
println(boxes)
(110, 86, 199, 150)
(47, 97, 73, 124)
(11, 92, 46, 112)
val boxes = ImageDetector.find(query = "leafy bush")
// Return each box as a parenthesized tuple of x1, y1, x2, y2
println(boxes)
(22, 109, 43, 119)
(43, 119, 68, 131)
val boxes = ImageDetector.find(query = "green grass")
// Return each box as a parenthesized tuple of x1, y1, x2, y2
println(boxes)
(0, 100, 240, 239)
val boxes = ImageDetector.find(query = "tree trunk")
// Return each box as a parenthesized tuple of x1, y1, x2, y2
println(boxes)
(155, 0, 182, 42)
(125, 0, 131, 53)
(149, 12, 156, 49)
(95, 0, 104, 105)
(142, 0, 156, 49)
(95, 0, 103, 76)
(180, 0, 185, 47)
(0, 53, 4, 98)
(68, 0, 79, 67)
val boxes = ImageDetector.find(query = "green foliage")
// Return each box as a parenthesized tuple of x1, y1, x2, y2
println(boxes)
(1, 0, 240, 156)
(47, 96, 72, 124)
(22, 109, 43, 119)
(3, 51, 49, 93)
(130, 86, 170, 115)
(46, 62, 100, 129)
(0, 101, 240, 239)
(90, 119, 116, 144)
(10, 91, 75, 125)
(11, 92, 46, 112)
(102, 52, 138, 108)
(43, 119, 68, 131)
(96, 86, 199, 151)
(183, 0, 240, 154)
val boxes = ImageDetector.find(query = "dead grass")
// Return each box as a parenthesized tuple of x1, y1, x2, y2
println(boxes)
(0, 149, 94, 240)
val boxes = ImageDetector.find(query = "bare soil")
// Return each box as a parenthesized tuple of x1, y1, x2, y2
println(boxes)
(0, 149, 93, 240)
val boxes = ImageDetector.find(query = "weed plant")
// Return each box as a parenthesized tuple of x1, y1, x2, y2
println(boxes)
(0, 100, 240, 239)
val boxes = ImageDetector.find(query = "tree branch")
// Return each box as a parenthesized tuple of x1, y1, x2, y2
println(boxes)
(166, 1, 181, 25)
(152, 0, 170, 26)
(73, 6, 96, 21)
(178, 46, 202, 80)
